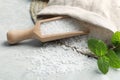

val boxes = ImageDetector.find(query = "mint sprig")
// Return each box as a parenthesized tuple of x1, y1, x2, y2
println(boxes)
(114, 46, 120, 57)
(112, 31, 120, 46)
(107, 50, 120, 68)
(87, 31, 120, 74)
(88, 39, 107, 56)
(97, 56, 109, 74)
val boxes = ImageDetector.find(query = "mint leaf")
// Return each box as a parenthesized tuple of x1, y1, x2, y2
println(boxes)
(88, 39, 108, 56)
(112, 31, 120, 46)
(97, 56, 109, 74)
(114, 46, 120, 57)
(107, 50, 120, 68)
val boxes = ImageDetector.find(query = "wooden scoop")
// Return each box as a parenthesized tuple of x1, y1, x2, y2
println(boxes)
(7, 16, 89, 44)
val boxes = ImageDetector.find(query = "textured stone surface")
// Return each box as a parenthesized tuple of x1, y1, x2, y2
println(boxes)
(0, 0, 120, 80)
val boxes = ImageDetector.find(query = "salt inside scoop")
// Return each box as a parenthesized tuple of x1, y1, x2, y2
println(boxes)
(40, 17, 85, 35)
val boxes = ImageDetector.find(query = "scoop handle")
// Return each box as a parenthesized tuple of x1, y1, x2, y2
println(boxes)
(7, 28, 34, 44)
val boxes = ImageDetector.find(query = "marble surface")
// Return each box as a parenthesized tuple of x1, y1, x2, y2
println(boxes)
(0, 0, 120, 80)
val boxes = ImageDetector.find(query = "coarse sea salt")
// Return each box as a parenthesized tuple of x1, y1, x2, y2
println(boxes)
(40, 17, 85, 35)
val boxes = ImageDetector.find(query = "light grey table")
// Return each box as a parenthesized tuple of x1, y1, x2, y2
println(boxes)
(0, 0, 120, 80)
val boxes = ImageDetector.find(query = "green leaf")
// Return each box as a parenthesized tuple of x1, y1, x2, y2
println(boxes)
(88, 39, 108, 56)
(97, 56, 109, 74)
(112, 31, 120, 46)
(107, 50, 120, 68)
(114, 46, 120, 57)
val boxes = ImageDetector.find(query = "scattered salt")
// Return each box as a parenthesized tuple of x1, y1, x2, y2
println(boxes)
(40, 17, 85, 35)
